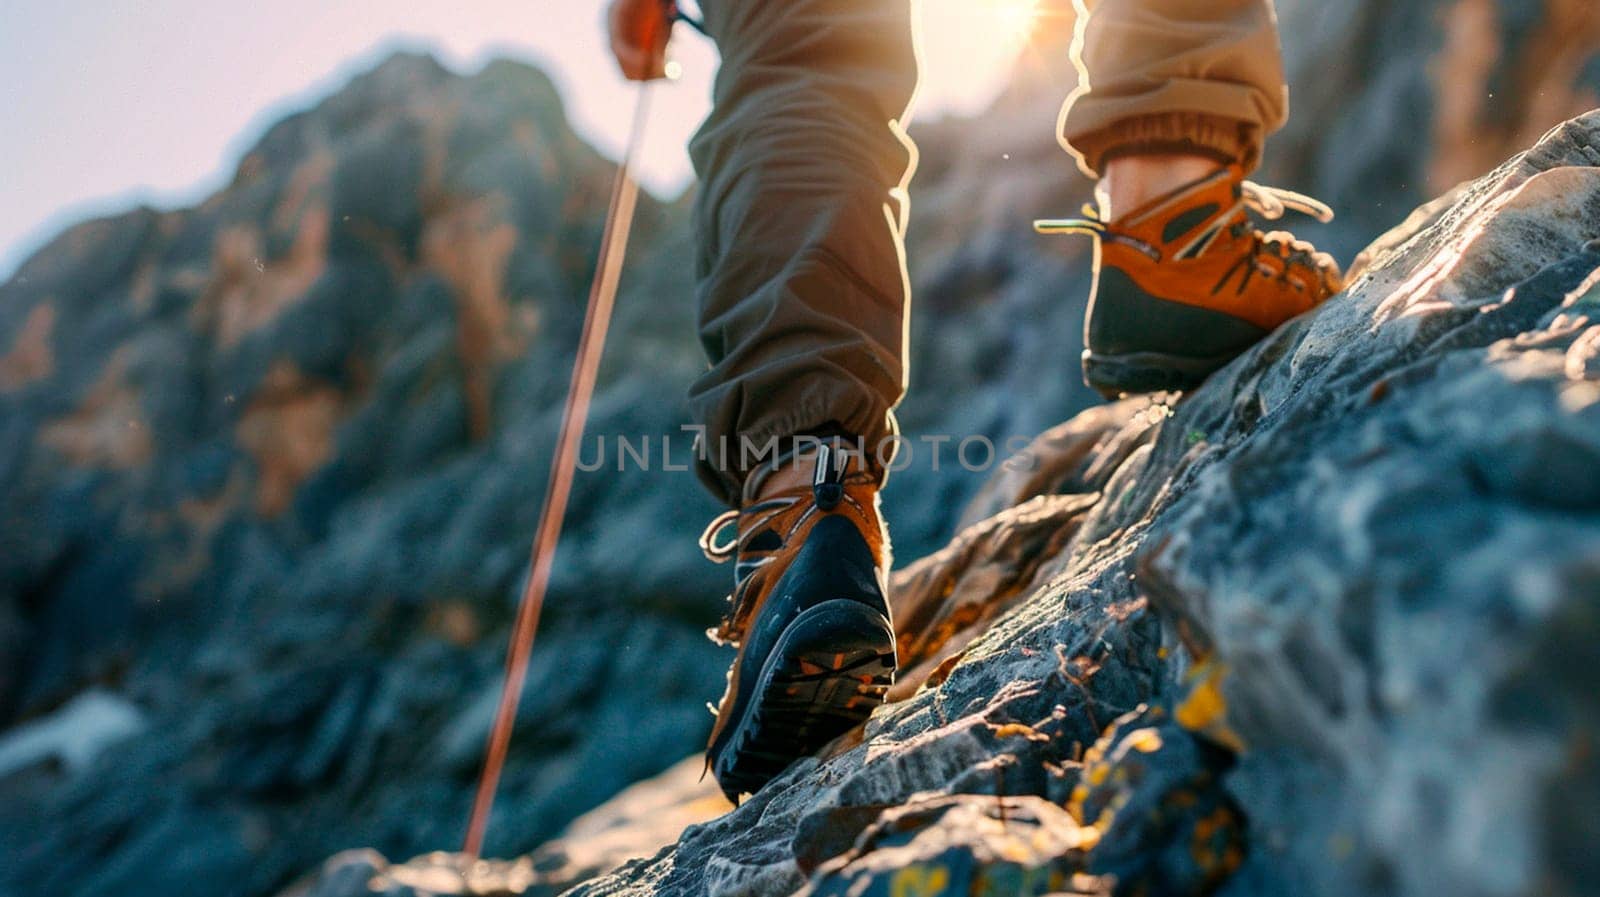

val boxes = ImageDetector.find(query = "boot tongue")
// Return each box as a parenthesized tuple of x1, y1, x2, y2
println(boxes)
(812, 443, 844, 511)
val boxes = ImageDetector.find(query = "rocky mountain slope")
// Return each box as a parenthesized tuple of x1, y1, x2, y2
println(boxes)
(300, 108, 1600, 897)
(1, 1, 1598, 896)
(0, 53, 728, 897)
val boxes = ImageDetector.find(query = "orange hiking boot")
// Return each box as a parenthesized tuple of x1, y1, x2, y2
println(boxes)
(698, 442, 896, 802)
(1037, 163, 1344, 399)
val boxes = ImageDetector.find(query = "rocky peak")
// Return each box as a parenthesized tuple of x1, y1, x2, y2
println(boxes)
(0, 48, 713, 897)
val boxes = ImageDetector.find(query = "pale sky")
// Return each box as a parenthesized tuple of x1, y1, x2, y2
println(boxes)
(0, 1, 1039, 279)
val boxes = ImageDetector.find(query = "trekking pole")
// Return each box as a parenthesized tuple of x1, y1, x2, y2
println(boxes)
(462, 80, 653, 859)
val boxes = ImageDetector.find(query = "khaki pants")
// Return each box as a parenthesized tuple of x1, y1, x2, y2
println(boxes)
(688, 0, 1285, 506)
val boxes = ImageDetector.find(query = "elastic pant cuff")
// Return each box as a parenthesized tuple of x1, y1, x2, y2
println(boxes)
(1075, 112, 1257, 177)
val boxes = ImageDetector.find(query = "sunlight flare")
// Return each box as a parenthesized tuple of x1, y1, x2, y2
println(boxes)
(917, 0, 1041, 115)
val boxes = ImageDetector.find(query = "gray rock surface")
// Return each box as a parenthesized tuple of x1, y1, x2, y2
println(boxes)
(287, 112, 1600, 897)
(546, 108, 1600, 897)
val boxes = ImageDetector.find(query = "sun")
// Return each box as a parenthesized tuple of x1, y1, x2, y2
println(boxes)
(992, 0, 1042, 42)
(917, 0, 1041, 115)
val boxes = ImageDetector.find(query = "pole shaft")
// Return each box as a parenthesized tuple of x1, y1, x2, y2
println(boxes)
(463, 82, 652, 859)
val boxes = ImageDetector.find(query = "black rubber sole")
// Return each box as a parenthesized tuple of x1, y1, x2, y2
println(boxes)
(1082, 349, 1238, 400)
(714, 599, 896, 800)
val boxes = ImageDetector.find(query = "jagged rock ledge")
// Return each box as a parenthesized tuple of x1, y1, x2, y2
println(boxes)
(294, 113, 1600, 897)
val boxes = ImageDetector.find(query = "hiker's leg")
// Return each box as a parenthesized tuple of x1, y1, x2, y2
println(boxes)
(687, 0, 918, 507)
(1058, 0, 1287, 179)
(1050, 0, 1341, 400)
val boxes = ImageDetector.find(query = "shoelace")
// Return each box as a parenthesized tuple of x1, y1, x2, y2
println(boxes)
(699, 442, 872, 565)
(698, 497, 801, 563)
(1241, 181, 1334, 223)
(1253, 228, 1325, 264)
(698, 469, 877, 565)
